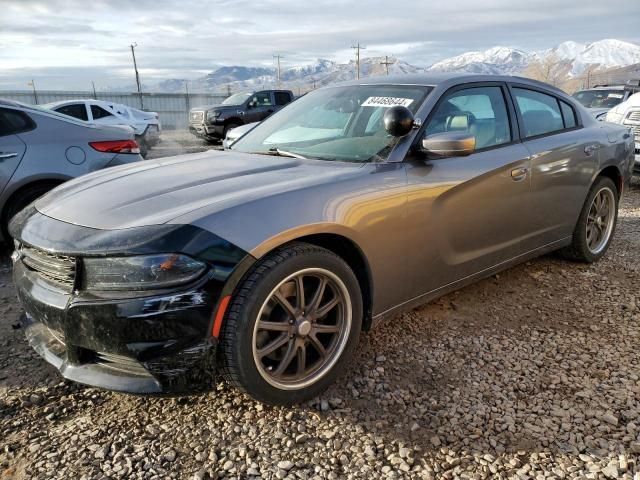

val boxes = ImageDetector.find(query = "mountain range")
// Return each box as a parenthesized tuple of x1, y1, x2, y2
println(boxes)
(149, 39, 640, 93)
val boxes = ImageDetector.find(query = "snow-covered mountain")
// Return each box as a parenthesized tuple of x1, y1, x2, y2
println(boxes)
(144, 38, 640, 93)
(148, 57, 423, 93)
(427, 46, 533, 74)
(545, 39, 640, 74)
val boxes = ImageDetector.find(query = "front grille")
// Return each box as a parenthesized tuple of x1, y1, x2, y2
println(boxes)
(626, 111, 640, 123)
(189, 111, 204, 123)
(95, 352, 150, 377)
(627, 125, 640, 142)
(20, 245, 76, 291)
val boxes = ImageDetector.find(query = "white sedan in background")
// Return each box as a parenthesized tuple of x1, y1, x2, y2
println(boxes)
(606, 92, 640, 175)
(43, 99, 161, 157)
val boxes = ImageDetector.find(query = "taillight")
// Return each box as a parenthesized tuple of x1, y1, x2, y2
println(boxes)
(89, 140, 140, 154)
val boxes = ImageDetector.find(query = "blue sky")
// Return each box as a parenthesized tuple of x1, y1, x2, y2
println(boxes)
(1, 0, 639, 90)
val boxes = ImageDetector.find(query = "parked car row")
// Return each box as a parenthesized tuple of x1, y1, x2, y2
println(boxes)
(9, 74, 634, 405)
(43, 99, 162, 157)
(189, 89, 294, 142)
(572, 79, 640, 121)
(605, 91, 640, 174)
(0, 99, 143, 240)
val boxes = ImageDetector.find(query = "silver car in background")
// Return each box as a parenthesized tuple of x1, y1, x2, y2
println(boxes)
(0, 99, 143, 240)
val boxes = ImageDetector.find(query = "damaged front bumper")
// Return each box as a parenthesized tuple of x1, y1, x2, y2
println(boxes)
(10, 207, 254, 395)
(15, 260, 219, 394)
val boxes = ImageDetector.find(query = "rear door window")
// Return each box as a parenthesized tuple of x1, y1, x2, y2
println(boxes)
(274, 92, 291, 106)
(512, 88, 565, 138)
(0, 108, 35, 137)
(55, 103, 88, 121)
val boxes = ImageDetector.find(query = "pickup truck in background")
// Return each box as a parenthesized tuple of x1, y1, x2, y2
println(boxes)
(188, 90, 294, 142)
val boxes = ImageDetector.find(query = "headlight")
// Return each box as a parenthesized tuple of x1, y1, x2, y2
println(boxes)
(82, 254, 206, 291)
(206, 110, 221, 121)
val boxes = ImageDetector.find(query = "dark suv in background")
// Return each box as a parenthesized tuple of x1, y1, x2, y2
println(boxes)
(189, 90, 294, 142)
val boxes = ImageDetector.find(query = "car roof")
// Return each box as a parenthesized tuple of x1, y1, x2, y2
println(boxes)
(0, 98, 26, 108)
(578, 85, 626, 91)
(336, 73, 567, 95)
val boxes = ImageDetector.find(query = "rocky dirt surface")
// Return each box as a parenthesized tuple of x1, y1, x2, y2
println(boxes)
(1, 180, 639, 480)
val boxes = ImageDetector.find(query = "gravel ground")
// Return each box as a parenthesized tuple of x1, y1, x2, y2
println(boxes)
(1, 179, 639, 480)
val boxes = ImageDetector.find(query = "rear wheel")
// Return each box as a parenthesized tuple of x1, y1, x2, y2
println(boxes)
(135, 135, 148, 158)
(560, 176, 618, 262)
(2, 183, 59, 242)
(218, 242, 362, 405)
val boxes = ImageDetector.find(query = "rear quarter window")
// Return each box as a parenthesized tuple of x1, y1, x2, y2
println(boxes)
(0, 108, 36, 137)
(560, 101, 577, 129)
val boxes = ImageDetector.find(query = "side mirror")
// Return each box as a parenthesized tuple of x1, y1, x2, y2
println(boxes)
(421, 131, 476, 158)
(383, 106, 414, 137)
(247, 98, 257, 108)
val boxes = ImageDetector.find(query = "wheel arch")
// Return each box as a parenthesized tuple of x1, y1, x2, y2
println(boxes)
(248, 231, 374, 331)
(1, 177, 68, 241)
(2, 177, 67, 215)
(597, 165, 623, 196)
(224, 117, 244, 127)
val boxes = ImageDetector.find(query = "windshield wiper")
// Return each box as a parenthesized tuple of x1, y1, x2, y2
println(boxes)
(267, 147, 307, 159)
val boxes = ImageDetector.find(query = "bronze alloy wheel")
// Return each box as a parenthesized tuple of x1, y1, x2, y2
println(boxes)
(586, 186, 616, 255)
(252, 267, 351, 390)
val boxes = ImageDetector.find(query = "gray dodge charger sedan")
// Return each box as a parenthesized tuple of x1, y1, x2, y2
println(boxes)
(11, 74, 634, 405)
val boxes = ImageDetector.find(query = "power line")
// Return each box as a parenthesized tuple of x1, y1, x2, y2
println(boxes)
(351, 43, 366, 79)
(130, 42, 144, 109)
(273, 54, 284, 87)
(380, 55, 394, 76)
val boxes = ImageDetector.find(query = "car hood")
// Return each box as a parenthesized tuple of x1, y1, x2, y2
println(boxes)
(587, 107, 609, 118)
(35, 150, 366, 230)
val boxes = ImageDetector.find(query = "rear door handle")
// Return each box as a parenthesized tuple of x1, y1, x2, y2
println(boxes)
(511, 167, 528, 182)
(0, 152, 18, 160)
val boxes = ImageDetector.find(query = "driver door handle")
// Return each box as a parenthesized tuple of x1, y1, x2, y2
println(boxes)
(0, 152, 18, 160)
(511, 167, 528, 182)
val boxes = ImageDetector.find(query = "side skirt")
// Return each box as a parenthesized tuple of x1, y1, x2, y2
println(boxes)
(370, 237, 572, 328)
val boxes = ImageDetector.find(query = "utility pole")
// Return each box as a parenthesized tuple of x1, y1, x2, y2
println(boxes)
(380, 55, 394, 76)
(351, 43, 366, 79)
(226, 84, 231, 98)
(273, 54, 283, 88)
(28, 79, 39, 104)
(130, 43, 144, 109)
(91, 81, 97, 99)
(184, 80, 190, 111)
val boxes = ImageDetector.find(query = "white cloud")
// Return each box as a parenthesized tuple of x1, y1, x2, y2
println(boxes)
(0, 0, 638, 89)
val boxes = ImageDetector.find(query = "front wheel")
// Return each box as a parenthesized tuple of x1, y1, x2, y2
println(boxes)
(560, 176, 618, 262)
(218, 243, 362, 405)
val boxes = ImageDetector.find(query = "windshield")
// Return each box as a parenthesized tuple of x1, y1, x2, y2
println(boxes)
(221, 92, 252, 106)
(232, 85, 431, 163)
(573, 89, 625, 108)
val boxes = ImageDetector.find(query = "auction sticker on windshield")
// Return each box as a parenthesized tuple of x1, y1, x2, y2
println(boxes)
(362, 97, 414, 108)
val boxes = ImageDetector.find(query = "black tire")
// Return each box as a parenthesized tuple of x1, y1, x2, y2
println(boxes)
(560, 176, 618, 263)
(135, 135, 149, 158)
(2, 183, 58, 242)
(218, 242, 363, 405)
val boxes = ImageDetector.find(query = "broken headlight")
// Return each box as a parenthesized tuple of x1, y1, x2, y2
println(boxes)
(82, 254, 206, 291)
